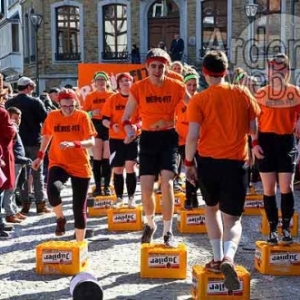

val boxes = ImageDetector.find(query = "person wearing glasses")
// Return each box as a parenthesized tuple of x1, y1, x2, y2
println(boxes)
(253, 53, 300, 245)
(32, 89, 97, 241)
(83, 72, 115, 197)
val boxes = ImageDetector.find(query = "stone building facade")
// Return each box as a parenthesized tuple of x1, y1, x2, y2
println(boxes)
(18, 0, 300, 92)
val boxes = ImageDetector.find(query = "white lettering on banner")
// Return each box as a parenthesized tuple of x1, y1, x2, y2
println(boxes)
(94, 200, 113, 208)
(244, 200, 263, 208)
(186, 215, 205, 225)
(270, 252, 300, 265)
(148, 255, 179, 268)
(207, 280, 243, 295)
(113, 213, 136, 223)
(42, 251, 72, 264)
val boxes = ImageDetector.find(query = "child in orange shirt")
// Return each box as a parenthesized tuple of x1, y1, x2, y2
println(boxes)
(175, 69, 199, 209)
(83, 72, 115, 196)
(32, 89, 97, 241)
(185, 50, 260, 291)
(102, 73, 140, 208)
(122, 48, 191, 247)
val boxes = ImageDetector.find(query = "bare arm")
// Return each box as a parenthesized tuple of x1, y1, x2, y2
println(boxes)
(249, 118, 258, 137)
(122, 93, 138, 142)
(183, 89, 192, 106)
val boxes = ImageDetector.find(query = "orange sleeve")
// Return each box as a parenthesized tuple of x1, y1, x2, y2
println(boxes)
(82, 93, 92, 112)
(41, 112, 54, 135)
(187, 94, 203, 124)
(101, 95, 113, 118)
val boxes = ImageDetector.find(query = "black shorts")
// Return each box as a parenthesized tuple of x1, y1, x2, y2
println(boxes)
(196, 156, 248, 217)
(257, 132, 297, 173)
(139, 129, 178, 176)
(109, 138, 138, 167)
(92, 119, 109, 141)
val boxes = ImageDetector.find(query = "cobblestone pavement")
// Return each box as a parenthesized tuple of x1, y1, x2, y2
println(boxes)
(0, 182, 300, 300)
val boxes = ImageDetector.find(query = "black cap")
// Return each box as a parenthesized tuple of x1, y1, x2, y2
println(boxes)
(49, 87, 60, 94)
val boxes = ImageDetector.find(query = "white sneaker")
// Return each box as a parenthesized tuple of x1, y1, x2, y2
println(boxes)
(128, 196, 136, 208)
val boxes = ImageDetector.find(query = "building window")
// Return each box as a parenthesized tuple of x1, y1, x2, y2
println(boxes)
(254, 0, 282, 57)
(201, 0, 228, 57)
(12, 23, 19, 52)
(102, 4, 128, 60)
(148, 0, 179, 18)
(55, 5, 80, 61)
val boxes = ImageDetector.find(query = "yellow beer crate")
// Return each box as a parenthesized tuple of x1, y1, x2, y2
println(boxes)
(260, 211, 298, 237)
(255, 241, 300, 275)
(191, 265, 250, 300)
(36, 241, 88, 275)
(107, 206, 143, 231)
(140, 243, 187, 279)
(177, 208, 207, 233)
(243, 193, 263, 215)
(155, 191, 185, 214)
(87, 195, 117, 217)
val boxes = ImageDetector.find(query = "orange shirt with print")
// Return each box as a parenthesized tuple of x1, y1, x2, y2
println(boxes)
(187, 83, 261, 161)
(255, 84, 300, 134)
(102, 93, 140, 140)
(175, 100, 189, 145)
(130, 77, 186, 131)
(167, 70, 184, 82)
(82, 90, 115, 120)
(42, 110, 97, 178)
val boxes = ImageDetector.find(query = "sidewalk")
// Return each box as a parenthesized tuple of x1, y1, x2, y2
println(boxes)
(0, 183, 299, 300)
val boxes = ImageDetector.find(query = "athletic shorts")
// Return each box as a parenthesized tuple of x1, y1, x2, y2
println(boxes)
(139, 129, 178, 176)
(109, 138, 138, 167)
(196, 156, 248, 217)
(257, 132, 297, 173)
(92, 119, 109, 141)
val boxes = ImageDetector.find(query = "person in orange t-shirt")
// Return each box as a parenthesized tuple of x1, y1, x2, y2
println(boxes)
(122, 48, 191, 248)
(32, 89, 97, 242)
(253, 53, 300, 246)
(83, 71, 115, 197)
(185, 50, 260, 290)
(102, 73, 140, 208)
(175, 69, 199, 209)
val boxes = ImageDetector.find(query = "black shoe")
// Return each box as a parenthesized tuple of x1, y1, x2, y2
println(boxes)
(184, 199, 193, 210)
(191, 194, 199, 208)
(92, 188, 102, 197)
(103, 186, 111, 196)
(173, 181, 182, 192)
(55, 217, 66, 236)
(267, 231, 279, 245)
(282, 229, 293, 245)
(0, 229, 10, 240)
(163, 232, 178, 248)
(0, 223, 14, 231)
(141, 224, 157, 244)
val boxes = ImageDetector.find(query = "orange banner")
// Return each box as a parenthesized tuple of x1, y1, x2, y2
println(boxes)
(78, 63, 148, 100)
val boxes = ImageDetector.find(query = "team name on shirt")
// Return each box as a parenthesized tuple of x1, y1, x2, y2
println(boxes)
(93, 98, 106, 104)
(146, 95, 172, 103)
(54, 125, 81, 132)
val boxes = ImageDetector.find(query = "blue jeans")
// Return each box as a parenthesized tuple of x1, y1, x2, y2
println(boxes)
(21, 146, 46, 203)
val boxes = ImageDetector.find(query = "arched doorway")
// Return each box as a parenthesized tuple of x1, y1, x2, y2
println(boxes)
(148, 0, 180, 52)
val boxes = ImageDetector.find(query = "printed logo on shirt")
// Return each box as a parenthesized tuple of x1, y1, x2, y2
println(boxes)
(93, 98, 106, 104)
(54, 125, 81, 132)
(145, 95, 172, 103)
(115, 104, 126, 111)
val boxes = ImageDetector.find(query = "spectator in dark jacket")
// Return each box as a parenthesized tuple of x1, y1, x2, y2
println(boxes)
(169, 33, 184, 61)
(2, 107, 32, 223)
(5, 76, 51, 215)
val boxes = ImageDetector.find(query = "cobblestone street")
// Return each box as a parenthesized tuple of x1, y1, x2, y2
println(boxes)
(0, 182, 300, 300)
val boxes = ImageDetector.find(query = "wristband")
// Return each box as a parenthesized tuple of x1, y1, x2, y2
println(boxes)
(252, 139, 259, 147)
(184, 158, 195, 167)
(122, 120, 132, 128)
(73, 141, 81, 148)
(37, 151, 45, 160)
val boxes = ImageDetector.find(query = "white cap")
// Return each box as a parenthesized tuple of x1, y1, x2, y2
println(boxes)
(17, 76, 36, 87)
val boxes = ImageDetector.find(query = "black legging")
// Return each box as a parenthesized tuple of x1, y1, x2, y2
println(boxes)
(47, 166, 90, 229)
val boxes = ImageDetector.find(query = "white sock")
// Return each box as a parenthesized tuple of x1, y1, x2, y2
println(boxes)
(210, 239, 224, 262)
(163, 220, 172, 235)
(145, 215, 155, 228)
(224, 241, 238, 261)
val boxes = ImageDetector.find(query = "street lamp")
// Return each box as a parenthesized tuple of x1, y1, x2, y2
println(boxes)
(30, 12, 43, 96)
(245, 4, 258, 74)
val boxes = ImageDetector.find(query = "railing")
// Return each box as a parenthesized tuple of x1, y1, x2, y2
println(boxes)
(55, 52, 81, 61)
